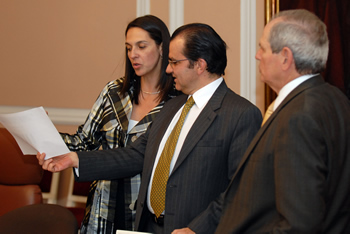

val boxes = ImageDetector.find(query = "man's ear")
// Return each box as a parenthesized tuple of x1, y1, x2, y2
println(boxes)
(281, 47, 294, 70)
(196, 58, 207, 74)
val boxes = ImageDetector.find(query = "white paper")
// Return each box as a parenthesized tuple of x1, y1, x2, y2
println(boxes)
(0, 106, 70, 159)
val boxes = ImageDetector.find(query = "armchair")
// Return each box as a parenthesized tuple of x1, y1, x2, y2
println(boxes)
(0, 127, 43, 216)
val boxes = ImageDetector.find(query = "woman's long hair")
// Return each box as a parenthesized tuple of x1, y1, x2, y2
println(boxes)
(121, 15, 174, 104)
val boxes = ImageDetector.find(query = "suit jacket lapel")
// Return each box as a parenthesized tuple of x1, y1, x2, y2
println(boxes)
(262, 74, 324, 129)
(171, 81, 228, 174)
(228, 75, 325, 183)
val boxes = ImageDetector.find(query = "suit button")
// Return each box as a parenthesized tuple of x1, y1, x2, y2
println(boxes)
(140, 202, 144, 207)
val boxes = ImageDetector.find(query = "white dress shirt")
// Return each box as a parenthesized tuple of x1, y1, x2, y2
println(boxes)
(147, 77, 223, 214)
(273, 74, 318, 111)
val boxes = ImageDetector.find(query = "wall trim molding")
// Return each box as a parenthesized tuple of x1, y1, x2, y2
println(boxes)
(0, 106, 90, 126)
(169, 0, 184, 34)
(137, 0, 150, 17)
(240, 0, 257, 105)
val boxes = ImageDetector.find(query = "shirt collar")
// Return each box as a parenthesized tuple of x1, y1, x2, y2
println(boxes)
(274, 74, 318, 111)
(190, 77, 223, 109)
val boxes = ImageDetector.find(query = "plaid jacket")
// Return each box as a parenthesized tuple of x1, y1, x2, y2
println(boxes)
(61, 77, 171, 233)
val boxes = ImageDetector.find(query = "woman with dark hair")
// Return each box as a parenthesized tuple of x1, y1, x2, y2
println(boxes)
(60, 15, 176, 233)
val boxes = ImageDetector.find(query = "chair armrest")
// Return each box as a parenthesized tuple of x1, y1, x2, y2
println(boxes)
(0, 184, 42, 216)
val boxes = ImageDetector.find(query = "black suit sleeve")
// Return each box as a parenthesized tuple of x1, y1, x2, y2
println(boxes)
(74, 126, 150, 182)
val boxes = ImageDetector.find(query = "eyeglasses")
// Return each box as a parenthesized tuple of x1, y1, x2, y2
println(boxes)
(168, 58, 189, 68)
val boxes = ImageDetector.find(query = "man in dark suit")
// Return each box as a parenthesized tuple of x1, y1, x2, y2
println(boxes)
(38, 23, 262, 233)
(186, 9, 350, 233)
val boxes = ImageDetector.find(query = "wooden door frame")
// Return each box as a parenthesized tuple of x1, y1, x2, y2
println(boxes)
(264, 0, 279, 110)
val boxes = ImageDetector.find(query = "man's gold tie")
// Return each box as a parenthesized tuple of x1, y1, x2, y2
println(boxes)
(150, 96, 195, 218)
(261, 100, 275, 126)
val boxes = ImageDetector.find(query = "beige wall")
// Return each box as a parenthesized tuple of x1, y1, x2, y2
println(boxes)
(0, 0, 266, 131)
(0, 0, 264, 115)
(185, 0, 241, 95)
(0, 1, 137, 110)
(151, 1, 169, 26)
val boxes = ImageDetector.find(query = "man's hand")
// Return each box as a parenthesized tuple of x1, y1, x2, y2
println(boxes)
(36, 152, 79, 172)
(172, 227, 195, 234)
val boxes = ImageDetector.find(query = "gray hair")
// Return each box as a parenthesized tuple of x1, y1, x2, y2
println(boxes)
(269, 9, 329, 75)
